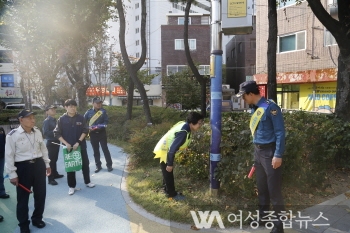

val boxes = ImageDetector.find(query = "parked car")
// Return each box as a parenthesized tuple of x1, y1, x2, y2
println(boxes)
(5, 104, 44, 110)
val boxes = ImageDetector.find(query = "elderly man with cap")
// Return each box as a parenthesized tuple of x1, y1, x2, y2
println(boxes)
(237, 81, 286, 233)
(42, 105, 64, 186)
(5, 109, 51, 233)
(84, 97, 113, 173)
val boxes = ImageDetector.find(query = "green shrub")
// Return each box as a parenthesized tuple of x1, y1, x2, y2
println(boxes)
(171, 111, 350, 197)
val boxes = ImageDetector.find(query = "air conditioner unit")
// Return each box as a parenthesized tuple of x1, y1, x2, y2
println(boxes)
(222, 84, 230, 89)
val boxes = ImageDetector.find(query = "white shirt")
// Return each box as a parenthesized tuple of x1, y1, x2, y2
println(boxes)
(5, 125, 50, 179)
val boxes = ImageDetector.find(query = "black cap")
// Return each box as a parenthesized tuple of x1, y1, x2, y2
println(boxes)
(45, 105, 57, 111)
(64, 99, 77, 106)
(93, 97, 102, 103)
(236, 81, 259, 97)
(18, 109, 36, 118)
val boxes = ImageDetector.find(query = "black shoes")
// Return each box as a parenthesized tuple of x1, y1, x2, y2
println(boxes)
(20, 227, 30, 233)
(95, 167, 102, 173)
(0, 194, 10, 199)
(95, 166, 113, 172)
(0, 215, 3, 222)
(32, 220, 46, 228)
(55, 174, 64, 179)
(270, 226, 284, 233)
(48, 180, 58, 185)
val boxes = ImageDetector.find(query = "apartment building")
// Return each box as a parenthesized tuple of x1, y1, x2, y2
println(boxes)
(106, 0, 211, 107)
(161, 13, 211, 107)
(255, 0, 339, 112)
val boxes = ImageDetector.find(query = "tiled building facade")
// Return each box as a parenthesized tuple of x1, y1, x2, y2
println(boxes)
(254, 0, 339, 112)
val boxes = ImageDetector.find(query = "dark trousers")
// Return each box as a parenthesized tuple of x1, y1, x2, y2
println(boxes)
(89, 130, 112, 168)
(46, 140, 60, 181)
(67, 149, 91, 187)
(15, 158, 46, 228)
(0, 157, 5, 196)
(254, 145, 285, 228)
(160, 162, 177, 197)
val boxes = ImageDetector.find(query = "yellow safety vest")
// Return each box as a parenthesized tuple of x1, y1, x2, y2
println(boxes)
(153, 121, 191, 163)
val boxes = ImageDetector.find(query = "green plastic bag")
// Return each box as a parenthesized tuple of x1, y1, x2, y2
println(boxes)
(63, 146, 82, 172)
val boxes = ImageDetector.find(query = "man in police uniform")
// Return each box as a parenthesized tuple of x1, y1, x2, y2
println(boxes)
(84, 97, 113, 173)
(5, 109, 51, 233)
(237, 81, 285, 233)
(43, 105, 64, 185)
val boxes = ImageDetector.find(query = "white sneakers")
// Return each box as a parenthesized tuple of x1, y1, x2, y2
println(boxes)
(68, 183, 95, 195)
(86, 183, 95, 188)
(68, 188, 75, 195)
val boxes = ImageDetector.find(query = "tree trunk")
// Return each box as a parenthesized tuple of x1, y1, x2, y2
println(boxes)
(306, 0, 350, 120)
(184, 0, 208, 116)
(116, 0, 153, 123)
(126, 78, 134, 120)
(267, 0, 277, 102)
(335, 53, 350, 119)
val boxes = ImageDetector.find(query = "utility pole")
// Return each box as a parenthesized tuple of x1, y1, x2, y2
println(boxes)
(109, 49, 113, 106)
(209, 0, 222, 196)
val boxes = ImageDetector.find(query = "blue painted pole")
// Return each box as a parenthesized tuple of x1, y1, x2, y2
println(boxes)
(210, 53, 222, 193)
(210, 0, 222, 195)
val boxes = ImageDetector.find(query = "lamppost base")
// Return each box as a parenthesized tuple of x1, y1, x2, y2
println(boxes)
(210, 188, 219, 197)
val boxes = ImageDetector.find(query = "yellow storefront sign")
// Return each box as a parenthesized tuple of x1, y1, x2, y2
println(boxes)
(300, 83, 336, 112)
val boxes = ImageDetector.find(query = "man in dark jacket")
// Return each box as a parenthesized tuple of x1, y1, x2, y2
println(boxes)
(43, 105, 64, 185)
(0, 127, 8, 222)
(54, 99, 95, 195)
(84, 97, 113, 173)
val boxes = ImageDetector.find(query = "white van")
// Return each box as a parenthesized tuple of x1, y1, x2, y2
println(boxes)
(5, 104, 44, 110)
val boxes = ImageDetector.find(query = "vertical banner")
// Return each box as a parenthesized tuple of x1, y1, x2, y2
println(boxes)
(258, 85, 266, 97)
(300, 82, 336, 112)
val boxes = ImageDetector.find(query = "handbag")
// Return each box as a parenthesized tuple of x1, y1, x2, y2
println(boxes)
(63, 146, 83, 172)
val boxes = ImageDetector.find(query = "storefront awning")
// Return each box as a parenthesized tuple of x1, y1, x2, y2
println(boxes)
(117, 96, 161, 100)
(254, 68, 337, 84)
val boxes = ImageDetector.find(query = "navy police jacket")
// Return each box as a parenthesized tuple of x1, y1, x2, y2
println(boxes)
(84, 108, 109, 126)
(251, 97, 285, 158)
(42, 115, 58, 141)
(54, 113, 89, 150)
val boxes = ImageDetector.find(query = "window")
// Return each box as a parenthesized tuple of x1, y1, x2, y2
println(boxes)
(135, 3, 139, 9)
(278, 31, 305, 53)
(231, 48, 235, 59)
(238, 43, 243, 53)
(136, 52, 140, 58)
(250, 39, 256, 49)
(0, 50, 13, 63)
(135, 28, 139, 34)
(174, 39, 196, 50)
(178, 17, 191, 25)
(167, 65, 187, 75)
(136, 40, 139, 46)
(250, 65, 256, 75)
(324, 29, 337, 46)
(198, 65, 210, 75)
(135, 15, 139, 21)
(201, 16, 210, 25)
(1, 74, 14, 87)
